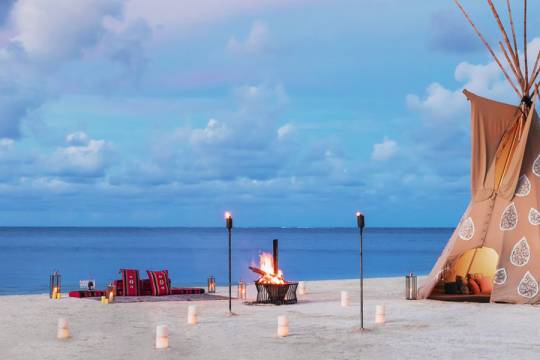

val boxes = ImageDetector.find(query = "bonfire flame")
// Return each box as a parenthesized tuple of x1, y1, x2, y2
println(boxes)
(253, 252, 285, 285)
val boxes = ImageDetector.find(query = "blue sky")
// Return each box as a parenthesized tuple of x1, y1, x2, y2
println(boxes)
(0, 0, 538, 227)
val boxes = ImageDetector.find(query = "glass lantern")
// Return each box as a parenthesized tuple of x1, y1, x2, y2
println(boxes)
(405, 273, 417, 300)
(105, 282, 115, 303)
(208, 276, 216, 293)
(237, 280, 246, 300)
(50, 271, 61, 299)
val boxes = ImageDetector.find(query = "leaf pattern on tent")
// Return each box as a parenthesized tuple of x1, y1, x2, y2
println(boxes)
(517, 271, 539, 299)
(533, 154, 540, 177)
(500, 202, 518, 231)
(510, 237, 530, 267)
(458, 217, 474, 240)
(493, 268, 507, 285)
(528, 208, 540, 226)
(515, 175, 531, 197)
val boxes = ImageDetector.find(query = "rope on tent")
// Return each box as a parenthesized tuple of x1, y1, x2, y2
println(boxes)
(465, 196, 496, 276)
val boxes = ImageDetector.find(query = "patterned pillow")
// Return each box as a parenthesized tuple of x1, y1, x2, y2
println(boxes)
(147, 270, 171, 296)
(120, 269, 140, 296)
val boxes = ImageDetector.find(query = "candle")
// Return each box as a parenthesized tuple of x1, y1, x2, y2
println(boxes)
(277, 316, 289, 337)
(375, 305, 385, 324)
(237, 281, 246, 300)
(187, 305, 198, 325)
(340, 291, 350, 307)
(155, 325, 169, 349)
(57, 318, 69, 339)
(298, 281, 306, 295)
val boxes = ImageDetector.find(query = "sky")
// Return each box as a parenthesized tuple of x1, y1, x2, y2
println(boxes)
(0, 0, 538, 227)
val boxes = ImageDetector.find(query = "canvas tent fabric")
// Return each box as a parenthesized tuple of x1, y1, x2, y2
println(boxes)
(418, 91, 540, 304)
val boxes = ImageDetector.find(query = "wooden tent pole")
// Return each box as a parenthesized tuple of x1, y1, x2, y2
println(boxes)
(500, 42, 523, 85)
(487, 0, 524, 87)
(465, 247, 479, 277)
(524, 0, 529, 87)
(506, 0, 520, 65)
(453, 0, 522, 97)
(527, 51, 540, 92)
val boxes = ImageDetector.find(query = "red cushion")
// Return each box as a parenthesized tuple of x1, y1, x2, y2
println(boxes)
(478, 276, 493, 295)
(114, 278, 173, 296)
(69, 290, 105, 298)
(170, 288, 205, 295)
(147, 270, 170, 296)
(468, 278, 481, 295)
(120, 269, 140, 296)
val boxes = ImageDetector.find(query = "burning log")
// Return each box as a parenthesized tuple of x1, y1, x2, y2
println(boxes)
(249, 266, 269, 277)
(249, 239, 286, 285)
(249, 238, 298, 305)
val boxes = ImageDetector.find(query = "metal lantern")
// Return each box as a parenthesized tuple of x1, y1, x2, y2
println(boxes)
(50, 271, 61, 299)
(208, 276, 216, 293)
(237, 280, 246, 300)
(405, 273, 417, 300)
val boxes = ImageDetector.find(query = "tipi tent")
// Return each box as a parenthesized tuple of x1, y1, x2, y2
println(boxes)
(419, 0, 540, 304)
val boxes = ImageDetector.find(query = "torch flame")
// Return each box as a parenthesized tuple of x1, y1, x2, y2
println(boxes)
(225, 211, 231, 219)
(256, 252, 285, 285)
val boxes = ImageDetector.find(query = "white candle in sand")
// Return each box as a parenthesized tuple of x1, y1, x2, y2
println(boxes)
(298, 281, 306, 295)
(187, 305, 198, 325)
(57, 318, 69, 339)
(155, 325, 169, 349)
(277, 315, 289, 337)
(340, 291, 350, 307)
(375, 305, 385, 324)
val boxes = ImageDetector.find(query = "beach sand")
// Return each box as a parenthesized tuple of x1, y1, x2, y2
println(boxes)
(1, 277, 539, 359)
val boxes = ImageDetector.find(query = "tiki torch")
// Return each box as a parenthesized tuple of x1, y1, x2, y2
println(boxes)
(356, 211, 365, 330)
(225, 212, 233, 314)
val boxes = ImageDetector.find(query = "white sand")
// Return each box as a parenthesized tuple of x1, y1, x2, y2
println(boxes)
(1, 277, 540, 359)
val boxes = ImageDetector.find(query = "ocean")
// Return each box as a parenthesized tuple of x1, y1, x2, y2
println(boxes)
(0, 227, 452, 295)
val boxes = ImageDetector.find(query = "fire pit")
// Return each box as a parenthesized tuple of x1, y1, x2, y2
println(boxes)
(255, 282, 298, 305)
(249, 239, 298, 305)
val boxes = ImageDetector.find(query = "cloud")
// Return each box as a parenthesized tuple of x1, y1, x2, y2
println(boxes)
(10, 0, 122, 62)
(227, 21, 269, 55)
(372, 137, 398, 161)
(427, 9, 482, 54)
(46, 132, 112, 178)
(277, 123, 294, 140)
(123, 0, 311, 38)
